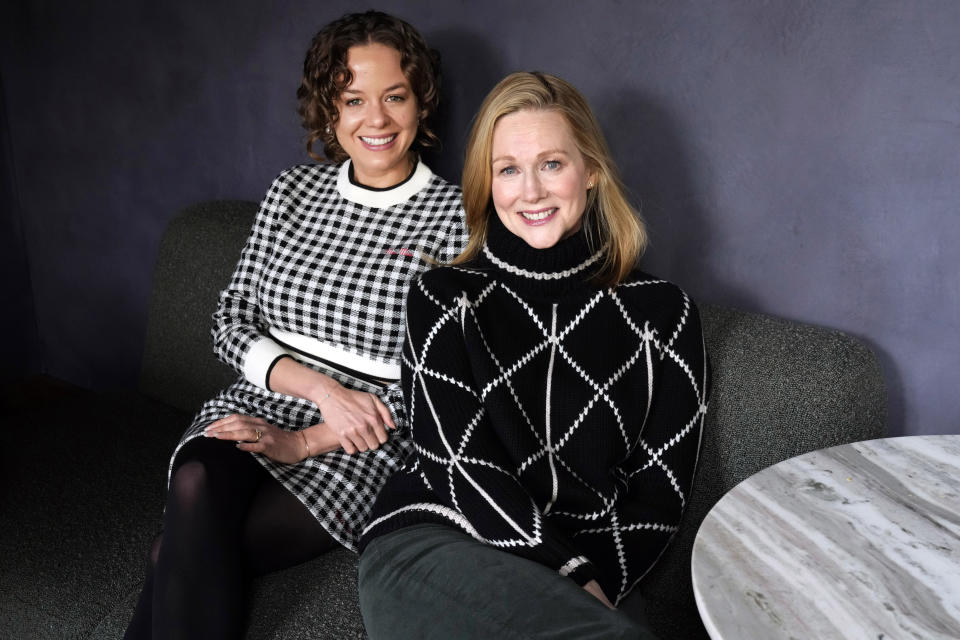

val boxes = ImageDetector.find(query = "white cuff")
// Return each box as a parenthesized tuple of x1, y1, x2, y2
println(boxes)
(558, 556, 589, 577)
(242, 337, 289, 389)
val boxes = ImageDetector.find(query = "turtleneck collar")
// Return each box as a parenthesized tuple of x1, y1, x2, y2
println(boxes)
(479, 212, 604, 299)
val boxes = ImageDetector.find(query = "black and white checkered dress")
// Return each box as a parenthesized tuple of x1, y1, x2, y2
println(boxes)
(170, 159, 467, 551)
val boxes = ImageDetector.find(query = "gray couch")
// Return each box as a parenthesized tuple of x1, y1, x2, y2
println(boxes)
(0, 200, 887, 639)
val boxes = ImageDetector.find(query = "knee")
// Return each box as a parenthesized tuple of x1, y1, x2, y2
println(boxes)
(357, 547, 382, 609)
(168, 460, 211, 514)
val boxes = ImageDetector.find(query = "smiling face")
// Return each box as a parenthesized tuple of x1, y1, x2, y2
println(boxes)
(334, 43, 418, 188)
(490, 109, 595, 249)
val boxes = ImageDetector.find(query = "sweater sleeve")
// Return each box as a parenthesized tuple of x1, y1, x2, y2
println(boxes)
(210, 168, 297, 389)
(401, 275, 598, 587)
(616, 288, 709, 588)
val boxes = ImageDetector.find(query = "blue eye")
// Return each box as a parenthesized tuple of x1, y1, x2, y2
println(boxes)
(499, 166, 518, 176)
(543, 160, 561, 170)
(345, 98, 362, 107)
(386, 95, 405, 103)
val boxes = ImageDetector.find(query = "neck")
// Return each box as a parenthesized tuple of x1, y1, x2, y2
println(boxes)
(350, 154, 415, 189)
(480, 213, 603, 299)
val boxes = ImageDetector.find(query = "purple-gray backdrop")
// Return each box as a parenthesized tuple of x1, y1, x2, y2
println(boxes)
(2, 1, 958, 435)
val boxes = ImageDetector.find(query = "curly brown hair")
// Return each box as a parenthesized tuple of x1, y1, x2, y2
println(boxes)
(296, 11, 441, 163)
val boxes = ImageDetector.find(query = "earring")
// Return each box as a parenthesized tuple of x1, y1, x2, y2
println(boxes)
(587, 180, 594, 188)
(325, 125, 331, 134)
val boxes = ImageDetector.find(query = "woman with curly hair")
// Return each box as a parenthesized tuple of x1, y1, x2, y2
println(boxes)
(124, 11, 466, 639)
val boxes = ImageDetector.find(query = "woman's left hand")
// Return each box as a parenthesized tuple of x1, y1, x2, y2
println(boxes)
(204, 414, 307, 464)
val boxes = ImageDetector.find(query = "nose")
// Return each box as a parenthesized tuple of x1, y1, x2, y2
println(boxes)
(522, 171, 546, 202)
(367, 101, 389, 128)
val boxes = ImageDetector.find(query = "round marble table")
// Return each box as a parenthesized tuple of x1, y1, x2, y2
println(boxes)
(691, 435, 960, 639)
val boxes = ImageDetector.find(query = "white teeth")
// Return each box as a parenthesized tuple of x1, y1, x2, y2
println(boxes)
(520, 209, 555, 221)
(360, 134, 397, 145)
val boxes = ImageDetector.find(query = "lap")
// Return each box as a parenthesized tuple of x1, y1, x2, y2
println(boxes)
(163, 436, 338, 575)
(358, 524, 655, 640)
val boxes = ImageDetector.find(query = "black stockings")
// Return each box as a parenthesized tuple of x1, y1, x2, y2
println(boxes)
(124, 437, 336, 640)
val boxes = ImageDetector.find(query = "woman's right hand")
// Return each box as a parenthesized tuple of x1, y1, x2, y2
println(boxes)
(314, 385, 395, 454)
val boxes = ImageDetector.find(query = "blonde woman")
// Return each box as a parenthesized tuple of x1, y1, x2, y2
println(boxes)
(358, 71, 709, 639)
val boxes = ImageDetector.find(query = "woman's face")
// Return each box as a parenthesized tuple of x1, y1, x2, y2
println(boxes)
(335, 43, 418, 188)
(490, 109, 595, 249)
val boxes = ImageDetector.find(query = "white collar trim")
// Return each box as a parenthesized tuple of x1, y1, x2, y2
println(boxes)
(337, 159, 433, 209)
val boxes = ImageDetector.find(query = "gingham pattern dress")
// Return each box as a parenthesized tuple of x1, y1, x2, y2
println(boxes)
(361, 214, 708, 604)
(170, 159, 468, 551)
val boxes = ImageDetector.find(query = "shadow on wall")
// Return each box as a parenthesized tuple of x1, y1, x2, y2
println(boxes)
(421, 28, 506, 184)
(600, 88, 755, 310)
(602, 90, 902, 436)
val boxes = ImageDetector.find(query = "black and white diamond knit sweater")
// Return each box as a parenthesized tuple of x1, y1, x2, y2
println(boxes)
(361, 214, 709, 604)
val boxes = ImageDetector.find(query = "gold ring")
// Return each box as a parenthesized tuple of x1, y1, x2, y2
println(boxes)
(255, 428, 263, 442)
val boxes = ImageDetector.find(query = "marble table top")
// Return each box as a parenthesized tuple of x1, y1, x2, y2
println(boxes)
(691, 435, 960, 639)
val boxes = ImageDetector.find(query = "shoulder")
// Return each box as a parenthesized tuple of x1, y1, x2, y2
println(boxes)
(408, 265, 489, 311)
(418, 166, 465, 214)
(262, 163, 338, 203)
(422, 166, 462, 196)
(271, 162, 337, 188)
(614, 270, 701, 328)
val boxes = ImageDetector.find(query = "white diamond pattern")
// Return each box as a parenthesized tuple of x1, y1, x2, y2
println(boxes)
(365, 258, 708, 605)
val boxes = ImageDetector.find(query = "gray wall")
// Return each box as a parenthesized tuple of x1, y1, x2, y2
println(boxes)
(2, 1, 958, 435)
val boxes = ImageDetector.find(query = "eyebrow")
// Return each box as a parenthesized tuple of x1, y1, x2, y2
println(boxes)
(342, 83, 410, 96)
(491, 148, 570, 164)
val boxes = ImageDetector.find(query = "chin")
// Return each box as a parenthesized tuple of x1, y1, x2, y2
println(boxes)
(522, 234, 561, 250)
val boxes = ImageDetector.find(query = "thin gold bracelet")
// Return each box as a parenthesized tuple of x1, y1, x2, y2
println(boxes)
(300, 430, 311, 458)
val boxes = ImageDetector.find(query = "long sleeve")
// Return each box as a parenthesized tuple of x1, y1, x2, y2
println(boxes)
(211, 169, 295, 389)
(400, 276, 598, 586)
(613, 287, 709, 592)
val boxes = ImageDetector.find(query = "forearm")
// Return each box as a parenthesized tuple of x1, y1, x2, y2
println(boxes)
(267, 355, 340, 405)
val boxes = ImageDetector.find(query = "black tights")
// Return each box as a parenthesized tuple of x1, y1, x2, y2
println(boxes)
(124, 437, 337, 639)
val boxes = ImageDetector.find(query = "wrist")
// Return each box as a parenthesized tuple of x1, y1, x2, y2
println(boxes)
(309, 377, 339, 408)
(299, 429, 312, 459)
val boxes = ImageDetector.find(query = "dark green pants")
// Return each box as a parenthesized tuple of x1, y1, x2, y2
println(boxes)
(358, 523, 657, 640)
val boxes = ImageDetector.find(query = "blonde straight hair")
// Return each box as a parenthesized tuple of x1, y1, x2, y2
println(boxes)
(455, 71, 647, 286)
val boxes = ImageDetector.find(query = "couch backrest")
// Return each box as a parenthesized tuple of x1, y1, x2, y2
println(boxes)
(139, 201, 258, 412)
